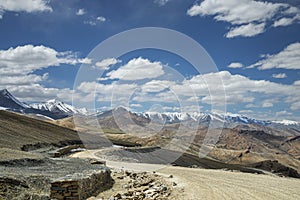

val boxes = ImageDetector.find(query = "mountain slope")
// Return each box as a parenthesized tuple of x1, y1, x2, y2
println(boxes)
(0, 89, 85, 119)
(0, 89, 30, 110)
(0, 110, 80, 150)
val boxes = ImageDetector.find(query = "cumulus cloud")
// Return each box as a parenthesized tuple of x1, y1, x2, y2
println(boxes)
(76, 8, 86, 16)
(248, 42, 300, 70)
(73, 70, 300, 116)
(106, 57, 165, 80)
(294, 80, 300, 86)
(291, 102, 300, 111)
(187, 0, 300, 38)
(0, 45, 86, 75)
(272, 73, 287, 79)
(95, 58, 121, 70)
(226, 23, 266, 38)
(0, 73, 48, 85)
(0, 0, 52, 19)
(77, 81, 137, 97)
(273, 17, 295, 27)
(5, 84, 75, 102)
(0, 44, 89, 102)
(179, 71, 297, 106)
(227, 62, 243, 68)
(141, 80, 174, 93)
(262, 102, 274, 108)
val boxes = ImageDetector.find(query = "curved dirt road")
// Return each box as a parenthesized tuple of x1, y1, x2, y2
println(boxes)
(71, 150, 300, 200)
(158, 167, 300, 200)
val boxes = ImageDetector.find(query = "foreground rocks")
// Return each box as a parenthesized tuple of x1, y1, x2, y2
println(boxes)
(0, 157, 111, 200)
(88, 170, 178, 200)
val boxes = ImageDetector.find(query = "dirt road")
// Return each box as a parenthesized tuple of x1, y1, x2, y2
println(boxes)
(71, 150, 300, 200)
(158, 167, 300, 200)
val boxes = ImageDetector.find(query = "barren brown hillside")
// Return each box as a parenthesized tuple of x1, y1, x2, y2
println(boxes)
(0, 110, 80, 150)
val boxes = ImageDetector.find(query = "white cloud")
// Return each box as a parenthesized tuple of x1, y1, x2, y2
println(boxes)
(72, 70, 300, 116)
(77, 81, 137, 100)
(0, 73, 48, 85)
(0, 0, 52, 19)
(181, 71, 297, 106)
(0, 44, 89, 102)
(5, 84, 74, 103)
(0, 45, 85, 75)
(141, 80, 174, 93)
(84, 16, 106, 26)
(78, 58, 92, 64)
(273, 17, 295, 27)
(76, 8, 86, 16)
(95, 58, 121, 70)
(130, 103, 143, 108)
(106, 57, 165, 80)
(246, 104, 257, 108)
(291, 102, 300, 111)
(227, 62, 243, 68)
(154, 0, 171, 6)
(97, 16, 106, 22)
(239, 110, 253, 114)
(187, 0, 300, 38)
(249, 42, 300, 70)
(226, 23, 265, 38)
(84, 20, 96, 26)
(275, 110, 293, 117)
(272, 73, 287, 79)
(294, 80, 300, 86)
(262, 102, 273, 108)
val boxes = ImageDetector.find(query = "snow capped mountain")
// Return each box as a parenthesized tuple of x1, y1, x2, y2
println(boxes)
(0, 89, 87, 119)
(31, 99, 88, 115)
(0, 89, 299, 129)
(135, 111, 272, 126)
(137, 112, 210, 124)
(272, 120, 300, 126)
(0, 89, 30, 110)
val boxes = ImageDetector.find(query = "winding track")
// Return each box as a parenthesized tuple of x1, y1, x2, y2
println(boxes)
(71, 150, 300, 200)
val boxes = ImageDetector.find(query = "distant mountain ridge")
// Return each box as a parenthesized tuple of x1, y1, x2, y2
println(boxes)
(100, 107, 299, 131)
(31, 99, 88, 115)
(135, 110, 299, 130)
(0, 89, 86, 120)
(0, 89, 299, 130)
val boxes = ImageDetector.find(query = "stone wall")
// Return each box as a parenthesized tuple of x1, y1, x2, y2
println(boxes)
(50, 169, 111, 200)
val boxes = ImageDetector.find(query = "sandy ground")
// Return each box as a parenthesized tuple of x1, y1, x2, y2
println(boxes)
(71, 150, 300, 200)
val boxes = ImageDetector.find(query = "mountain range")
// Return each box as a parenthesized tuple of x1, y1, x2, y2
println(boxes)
(0, 89, 86, 119)
(0, 89, 299, 131)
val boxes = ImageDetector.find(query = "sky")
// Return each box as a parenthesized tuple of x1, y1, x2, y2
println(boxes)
(0, 0, 299, 121)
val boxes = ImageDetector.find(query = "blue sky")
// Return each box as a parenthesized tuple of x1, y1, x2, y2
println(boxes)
(0, 0, 299, 121)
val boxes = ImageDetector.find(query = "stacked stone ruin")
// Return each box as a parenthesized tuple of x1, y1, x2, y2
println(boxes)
(50, 169, 111, 200)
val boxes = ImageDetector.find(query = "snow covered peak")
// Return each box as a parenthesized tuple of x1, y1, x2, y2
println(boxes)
(272, 119, 300, 126)
(31, 100, 88, 115)
(46, 99, 59, 103)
